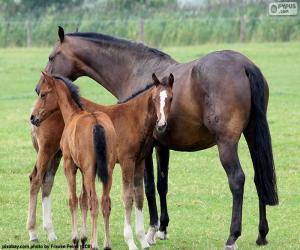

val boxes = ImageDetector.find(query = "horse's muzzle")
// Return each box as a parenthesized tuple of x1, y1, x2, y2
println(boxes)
(155, 122, 167, 134)
(30, 115, 40, 127)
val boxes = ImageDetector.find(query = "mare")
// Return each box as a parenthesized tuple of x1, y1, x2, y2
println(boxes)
(29, 27, 278, 249)
(30, 72, 117, 249)
(31, 72, 174, 250)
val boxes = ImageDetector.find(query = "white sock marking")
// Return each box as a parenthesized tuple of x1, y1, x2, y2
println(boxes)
(135, 208, 149, 249)
(42, 196, 57, 241)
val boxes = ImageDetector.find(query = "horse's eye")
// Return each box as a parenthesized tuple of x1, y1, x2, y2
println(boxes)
(41, 93, 46, 98)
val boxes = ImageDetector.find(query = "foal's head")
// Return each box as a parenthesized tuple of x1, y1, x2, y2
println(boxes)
(152, 73, 174, 133)
(31, 71, 81, 126)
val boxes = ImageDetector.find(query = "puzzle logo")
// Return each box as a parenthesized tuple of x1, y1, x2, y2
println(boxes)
(269, 2, 298, 16)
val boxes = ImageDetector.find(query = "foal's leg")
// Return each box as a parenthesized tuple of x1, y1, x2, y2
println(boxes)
(83, 169, 99, 250)
(217, 141, 245, 250)
(121, 160, 138, 250)
(144, 148, 159, 245)
(101, 168, 113, 250)
(155, 145, 170, 240)
(41, 150, 62, 241)
(64, 157, 79, 248)
(79, 176, 88, 248)
(134, 160, 150, 249)
(27, 150, 53, 241)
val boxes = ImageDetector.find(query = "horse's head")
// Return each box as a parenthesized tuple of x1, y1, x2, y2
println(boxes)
(31, 71, 59, 127)
(151, 73, 174, 134)
(35, 27, 79, 93)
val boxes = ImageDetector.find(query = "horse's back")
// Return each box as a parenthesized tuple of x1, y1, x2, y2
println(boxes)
(157, 50, 259, 149)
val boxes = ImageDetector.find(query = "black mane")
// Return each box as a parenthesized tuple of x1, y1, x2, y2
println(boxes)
(66, 32, 172, 60)
(53, 75, 83, 110)
(118, 83, 155, 104)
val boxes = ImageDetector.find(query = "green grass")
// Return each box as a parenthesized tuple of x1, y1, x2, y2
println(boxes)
(0, 42, 299, 249)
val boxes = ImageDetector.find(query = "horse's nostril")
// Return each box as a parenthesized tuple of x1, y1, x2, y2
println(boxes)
(30, 115, 34, 121)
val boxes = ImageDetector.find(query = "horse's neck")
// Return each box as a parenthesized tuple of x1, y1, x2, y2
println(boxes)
(56, 84, 81, 125)
(111, 90, 156, 135)
(72, 38, 176, 100)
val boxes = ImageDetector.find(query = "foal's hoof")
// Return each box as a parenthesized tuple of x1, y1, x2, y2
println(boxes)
(146, 226, 157, 245)
(80, 236, 87, 248)
(224, 243, 238, 250)
(29, 230, 38, 242)
(155, 230, 168, 240)
(256, 235, 268, 246)
(72, 237, 79, 248)
(103, 247, 111, 250)
(48, 231, 57, 241)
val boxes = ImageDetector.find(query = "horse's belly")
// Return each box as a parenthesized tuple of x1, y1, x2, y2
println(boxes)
(154, 116, 216, 151)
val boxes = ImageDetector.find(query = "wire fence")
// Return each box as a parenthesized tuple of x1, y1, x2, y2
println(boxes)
(1, 16, 299, 47)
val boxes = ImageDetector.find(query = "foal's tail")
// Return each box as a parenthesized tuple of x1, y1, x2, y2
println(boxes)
(93, 124, 108, 183)
(244, 64, 278, 206)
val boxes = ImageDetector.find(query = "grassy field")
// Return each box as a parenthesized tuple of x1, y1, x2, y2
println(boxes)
(0, 42, 299, 250)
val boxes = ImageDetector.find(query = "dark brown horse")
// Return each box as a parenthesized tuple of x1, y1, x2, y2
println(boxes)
(29, 27, 278, 249)
(31, 72, 117, 249)
(31, 72, 174, 250)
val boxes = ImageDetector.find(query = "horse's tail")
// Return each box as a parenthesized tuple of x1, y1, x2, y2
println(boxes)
(93, 124, 108, 183)
(244, 64, 278, 206)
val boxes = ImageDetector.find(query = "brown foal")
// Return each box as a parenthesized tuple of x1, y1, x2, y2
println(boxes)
(31, 72, 117, 249)
(30, 72, 174, 250)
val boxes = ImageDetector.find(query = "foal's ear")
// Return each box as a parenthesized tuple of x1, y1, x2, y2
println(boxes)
(152, 73, 160, 87)
(41, 71, 53, 85)
(168, 73, 174, 88)
(58, 26, 65, 43)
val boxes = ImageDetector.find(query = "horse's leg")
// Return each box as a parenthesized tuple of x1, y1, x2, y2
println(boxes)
(27, 150, 53, 241)
(41, 150, 62, 241)
(79, 176, 88, 248)
(83, 169, 99, 250)
(121, 160, 138, 250)
(134, 160, 150, 249)
(244, 128, 269, 245)
(155, 145, 170, 240)
(64, 157, 79, 248)
(217, 141, 245, 250)
(101, 166, 113, 250)
(144, 148, 159, 245)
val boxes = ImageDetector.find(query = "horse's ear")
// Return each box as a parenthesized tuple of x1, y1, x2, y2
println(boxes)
(58, 26, 65, 43)
(41, 71, 53, 85)
(169, 73, 174, 88)
(152, 73, 160, 87)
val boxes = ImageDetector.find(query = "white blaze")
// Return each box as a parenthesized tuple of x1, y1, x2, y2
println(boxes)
(158, 90, 168, 126)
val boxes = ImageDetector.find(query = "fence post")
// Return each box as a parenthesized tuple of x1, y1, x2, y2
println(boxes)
(139, 19, 144, 43)
(239, 15, 245, 42)
(26, 20, 32, 47)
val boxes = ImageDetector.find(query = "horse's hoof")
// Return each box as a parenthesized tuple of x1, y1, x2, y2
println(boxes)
(155, 230, 168, 240)
(103, 247, 111, 250)
(29, 230, 38, 242)
(72, 237, 79, 248)
(146, 227, 157, 245)
(141, 241, 150, 249)
(224, 243, 238, 250)
(48, 231, 57, 241)
(29, 238, 39, 243)
(256, 235, 268, 246)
